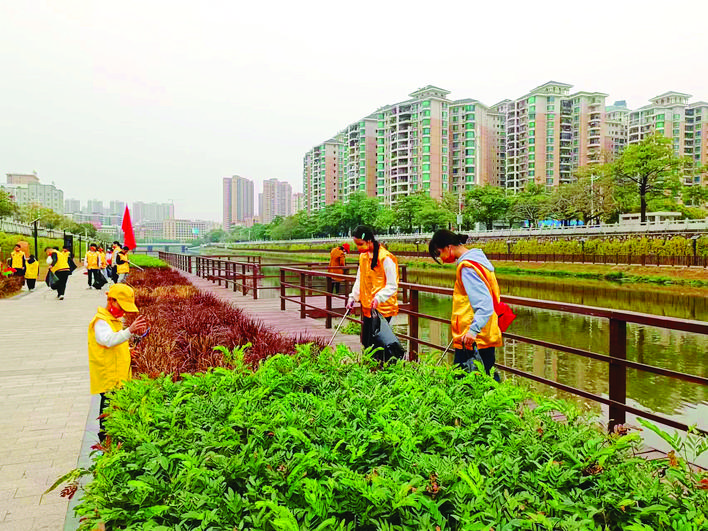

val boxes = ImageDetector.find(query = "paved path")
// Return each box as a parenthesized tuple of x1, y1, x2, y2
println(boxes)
(0, 270, 102, 530)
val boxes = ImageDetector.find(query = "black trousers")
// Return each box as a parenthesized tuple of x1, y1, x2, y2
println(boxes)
(25, 278, 36, 290)
(54, 270, 70, 297)
(13, 268, 25, 277)
(110, 265, 118, 283)
(454, 346, 500, 381)
(87, 269, 100, 287)
(331, 281, 341, 294)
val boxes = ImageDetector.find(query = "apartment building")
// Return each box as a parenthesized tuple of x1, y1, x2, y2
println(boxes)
(259, 178, 292, 224)
(65, 198, 81, 214)
(222, 175, 254, 230)
(163, 219, 219, 241)
(628, 92, 708, 184)
(292, 192, 305, 214)
(303, 136, 344, 213)
(341, 117, 377, 202)
(132, 201, 173, 224)
(6, 173, 39, 185)
(606, 101, 630, 158)
(1, 180, 64, 214)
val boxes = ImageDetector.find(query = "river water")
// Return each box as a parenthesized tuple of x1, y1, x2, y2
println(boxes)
(258, 260, 708, 463)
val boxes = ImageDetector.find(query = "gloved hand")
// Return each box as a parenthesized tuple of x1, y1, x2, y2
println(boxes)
(346, 298, 356, 311)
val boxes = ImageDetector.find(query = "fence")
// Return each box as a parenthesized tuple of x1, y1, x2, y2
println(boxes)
(160, 252, 708, 434)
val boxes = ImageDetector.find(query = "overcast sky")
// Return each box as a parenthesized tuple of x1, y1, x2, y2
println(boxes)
(1, 0, 707, 221)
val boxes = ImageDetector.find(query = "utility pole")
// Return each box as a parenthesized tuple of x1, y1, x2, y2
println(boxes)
(31, 217, 40, 258)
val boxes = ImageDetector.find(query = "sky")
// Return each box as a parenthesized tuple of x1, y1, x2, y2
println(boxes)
(1, 0, 707, 222)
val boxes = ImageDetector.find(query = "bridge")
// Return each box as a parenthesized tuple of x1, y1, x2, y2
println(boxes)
(133, 242, 195, 253)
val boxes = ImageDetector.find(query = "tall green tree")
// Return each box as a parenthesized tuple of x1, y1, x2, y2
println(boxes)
(508, 184, 548, 226)
(612, 133, 689, 223)
(343, 192, 379, 233)
(0, 189, 17, 218)
(393, 192, 429, 233)
(463, 185, 511, 230)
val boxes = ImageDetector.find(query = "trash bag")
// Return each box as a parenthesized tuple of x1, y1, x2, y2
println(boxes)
(45, 270, 58, 290)
(92, 274, 107, 289)
(362, 310, 405, 363)
(457, 344, 485, 374)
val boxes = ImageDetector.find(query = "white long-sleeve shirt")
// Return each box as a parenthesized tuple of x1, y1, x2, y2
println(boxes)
(94, 320, 132, 347)
(348, 255, 398, 305)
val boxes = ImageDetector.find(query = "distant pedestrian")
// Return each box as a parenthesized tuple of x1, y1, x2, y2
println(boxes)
(45, 246, 71, 300)
(98, 247, 109, 281)
(328, 243, 350, 294)
(84, 244, 101, 289)
(88, 284, 148, 442)
(115, 246, 130, 283)
(24, 255, 39, 291)
(108, 241, 121, 283)
(10, 244, 26, 278)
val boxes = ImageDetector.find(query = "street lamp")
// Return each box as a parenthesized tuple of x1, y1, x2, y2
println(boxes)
(30, 217, 41, 258)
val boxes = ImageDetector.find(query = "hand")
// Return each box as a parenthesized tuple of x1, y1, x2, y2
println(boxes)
(129, 315, 149, 335)
(463, 331, 477, 349)
(370, 298, 380, 311)
(346, 298, 356, 311)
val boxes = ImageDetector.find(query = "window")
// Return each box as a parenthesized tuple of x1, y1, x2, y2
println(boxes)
(422, 136, 431, 144)
(421, 100, 431, 108)
(422, 155, 430, 162)
(423, 110, 431, 117)
(423, 145, 430, 153)
(423, 127, 430, 134)
(422, 119, 431, 126)
(528, 96, 536, 104)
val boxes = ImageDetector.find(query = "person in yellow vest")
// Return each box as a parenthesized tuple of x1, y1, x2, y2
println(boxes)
(88, 284, 148, 441)
(328, 243, 350, 294)
(98, 246, 109, 281)
(45, 246, 71, 300)
(84, 243, 101, 289)
(10, 244, 26, 278)
(428, 229, 502, 380)
(346, 226, 399, 357)
(115, 245, 130, 283)
(24, 254, 40, 291)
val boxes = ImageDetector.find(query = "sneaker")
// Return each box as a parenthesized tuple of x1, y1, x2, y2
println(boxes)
(59, 295, 64, 300)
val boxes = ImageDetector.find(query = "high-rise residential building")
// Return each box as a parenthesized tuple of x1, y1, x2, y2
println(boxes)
(292, 192, 305, 214)
(6, 173, 39, 185)
(64, 198, 81, 214)
(86, 199, 104, 215)
(628, 92, 708, 185)
(132, 201, 174, 224)
(260, 178, 292, 224)
(341, 117, 377, 202)
(1, 180, 64, 214)
(606, 101, 630, 158)
(222, 175, 254, 230)
(501, 81, 610, 191)
(108, 200, 126, 216)
(163, 219, 219, 241)
(303, 137, 344, 213)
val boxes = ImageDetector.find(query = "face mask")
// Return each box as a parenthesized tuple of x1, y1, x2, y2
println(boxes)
(108, 304, 124, 318)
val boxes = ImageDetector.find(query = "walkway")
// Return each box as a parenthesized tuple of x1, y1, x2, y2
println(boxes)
(0, 270, 99, 530)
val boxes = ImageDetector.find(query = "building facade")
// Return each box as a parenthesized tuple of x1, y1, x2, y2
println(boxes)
(1, 180, 64, 214)
(260, 178, 292, 224)
(6, 173, 39, 185)
(303, 137, 344, 213)
(132, 201, 174, 224)
(223, 175, 255, 230)
(292, 192, 305, 214)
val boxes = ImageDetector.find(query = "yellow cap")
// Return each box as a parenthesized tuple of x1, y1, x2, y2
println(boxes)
(107, 284, 139, 313)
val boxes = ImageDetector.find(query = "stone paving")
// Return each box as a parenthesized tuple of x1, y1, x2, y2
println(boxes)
(0, 270, 103, 530)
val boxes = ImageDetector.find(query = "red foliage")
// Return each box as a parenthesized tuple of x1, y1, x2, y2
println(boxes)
(126, 268, 324, 376)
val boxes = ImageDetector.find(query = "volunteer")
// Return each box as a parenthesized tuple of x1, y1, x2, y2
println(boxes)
(428, 229, 503, 379)
(84, 243, 101, 289)
(24, 255, 40, 291)
(45, 246, 71, 300)
(328, 243, 350, 294)
(346, 225, 399, 352)
(88, 284, 148, 441)
(10, 244, 26, 278)
(115, 245, 130, 283)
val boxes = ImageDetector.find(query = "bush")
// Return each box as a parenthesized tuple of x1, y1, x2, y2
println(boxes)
(0, 275, 22, 298)
(65, 347, 708, 530)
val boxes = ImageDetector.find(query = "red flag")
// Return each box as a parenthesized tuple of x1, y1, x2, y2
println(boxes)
(121, 206, 137, 250)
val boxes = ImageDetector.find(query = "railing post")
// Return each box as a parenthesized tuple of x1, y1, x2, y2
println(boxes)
(408, 288, 419, 362)
(241, 264, 247, 295)
(217, 260, 222, 286)
(232, 262, 237, 292)
(252, 265, 258, 300)
(608, 318, 627, 432)
(299, 272, 306, 319)
(280, 269, 286, 311)
(325, 276, 333, 329)
(401, 265, 408, 304)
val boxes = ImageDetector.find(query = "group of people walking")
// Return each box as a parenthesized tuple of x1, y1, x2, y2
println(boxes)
(4, 240, 132, 300)
(332, 225, 511, 378)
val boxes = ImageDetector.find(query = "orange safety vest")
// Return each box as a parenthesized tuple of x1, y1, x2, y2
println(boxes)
(358, 246, 399, 318)
(329, 247, 346, 281)
(451, 260, 503, 350)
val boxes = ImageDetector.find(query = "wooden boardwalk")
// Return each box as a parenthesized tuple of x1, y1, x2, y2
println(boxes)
(177, 269, 362, 352)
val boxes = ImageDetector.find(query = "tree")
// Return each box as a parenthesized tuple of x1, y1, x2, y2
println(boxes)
(417, 200, 454, 231)
(612, 133, 689, 223)
(343, 192, 379, 233)
(508, 184, 548, 226)
(373, 208, 396, 234)
(0, 189, 18, 219)
(393, 192, 429, 233)
(463, 185, 511, 230)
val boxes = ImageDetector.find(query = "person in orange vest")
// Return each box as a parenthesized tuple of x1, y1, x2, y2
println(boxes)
(428, 229, 502, 380)
(346, 226, 399, 354)
(88, 284, 148, 441)
(328, 243, 350, 294)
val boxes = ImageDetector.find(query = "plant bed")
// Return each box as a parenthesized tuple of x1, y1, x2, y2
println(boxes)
(124, 267, 325, 376)
(0, 274, 22, 298)
(58, 346, 707, 530)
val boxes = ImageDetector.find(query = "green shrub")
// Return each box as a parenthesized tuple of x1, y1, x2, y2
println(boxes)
(61, 346, 707, 530)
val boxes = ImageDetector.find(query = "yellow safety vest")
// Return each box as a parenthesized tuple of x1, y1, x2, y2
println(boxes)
(86, 251, 99, 269)
(99, 252, 107, 268)
(50, 251, 70, 273)
(358, 246, 399, 318)
(24, 260, 39, 280)
(116, 253, 130, 274)
(11, 250, 25, 269)
(451, 260, 503, 350)
(88, 307, 132, 395)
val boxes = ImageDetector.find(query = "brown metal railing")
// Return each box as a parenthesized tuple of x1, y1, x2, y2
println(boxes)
(277, 266, 708, 434)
